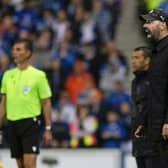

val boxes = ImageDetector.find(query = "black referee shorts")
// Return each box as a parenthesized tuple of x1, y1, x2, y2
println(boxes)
(8, 116, 41, 158)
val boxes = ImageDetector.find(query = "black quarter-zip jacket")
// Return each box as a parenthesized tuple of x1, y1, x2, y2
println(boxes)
(148, 36, 168, 141)
(132, 70, 151, 157)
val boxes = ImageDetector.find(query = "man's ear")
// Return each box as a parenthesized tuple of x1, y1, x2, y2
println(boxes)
(160, 22, 167, 31)
(26, 50, 32, 59)
(145, 57, 151, 65)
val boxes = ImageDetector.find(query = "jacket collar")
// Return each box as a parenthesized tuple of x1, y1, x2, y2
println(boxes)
(133, 70, 148, 78)
(155, 35, 168, 52)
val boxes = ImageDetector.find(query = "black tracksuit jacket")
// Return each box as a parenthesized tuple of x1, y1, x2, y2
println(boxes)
(132, 70, 151, 157)
(132, 36, 168, 157)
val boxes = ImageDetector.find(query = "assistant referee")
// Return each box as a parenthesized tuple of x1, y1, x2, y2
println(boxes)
(0, 39, 52, 168)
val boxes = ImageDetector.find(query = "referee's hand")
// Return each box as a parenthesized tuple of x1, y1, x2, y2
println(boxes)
(43, 130, 52, 146)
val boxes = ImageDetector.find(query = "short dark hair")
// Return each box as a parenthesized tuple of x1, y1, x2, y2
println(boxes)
(13, 39, 33, 53)
(133, 46, 152, 58)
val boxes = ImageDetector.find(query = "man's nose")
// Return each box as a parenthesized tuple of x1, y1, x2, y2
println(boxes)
(143, 23, 148, 28)
(143, 24, 146, 28)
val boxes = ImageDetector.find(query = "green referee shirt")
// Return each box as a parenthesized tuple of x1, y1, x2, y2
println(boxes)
(0, 66, 52, 121)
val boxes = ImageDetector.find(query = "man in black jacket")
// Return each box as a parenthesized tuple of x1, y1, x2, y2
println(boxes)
(131, 46, 153, 168)
(139, 8, 168, 167)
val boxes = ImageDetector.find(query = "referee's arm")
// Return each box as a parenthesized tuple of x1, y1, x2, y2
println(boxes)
(0, 95, 6, 127)
(41, 98, 52, 145)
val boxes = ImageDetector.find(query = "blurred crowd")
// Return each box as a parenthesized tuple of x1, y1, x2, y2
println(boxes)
(0, 0, 133, 150)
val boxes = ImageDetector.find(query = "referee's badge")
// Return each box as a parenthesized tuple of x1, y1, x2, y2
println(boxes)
(32, 146, 37, 152)
(23, 85, 31, 95)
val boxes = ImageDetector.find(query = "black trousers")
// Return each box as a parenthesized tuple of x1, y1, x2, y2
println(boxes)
(136, 156, 161, 168)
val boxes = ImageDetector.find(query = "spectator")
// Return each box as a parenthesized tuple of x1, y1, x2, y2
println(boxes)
(33, 28, 54, 69)
(52, 41, 77, 77)
(13, 0, 38, 32)
(53, 9, 69, 44)
(80, 11, 96, 44)
(68, 0, 83, 18)
(92, 0, 112, 42)
(70, 6, 85, 44)
(119, 102, 131, 140)
(2, 14, 18, 54)
(65, 59, 95, 103)
(104, 0, 123, 38)
(51, 109, 70, 148)
(36, 8, 55, 32)
(70, 104, 98, 148)
(89, 89, 108, 122)
(54, 91, 76, 124)
(99, 61, 126, 93)
(100, 110, 126, 148)
(44, 59, 65, 105)
(105, 40, 128, 71)
(77, 77, 96, 105)
(41, 0, 63, 12)
(105, 80, 131, 112)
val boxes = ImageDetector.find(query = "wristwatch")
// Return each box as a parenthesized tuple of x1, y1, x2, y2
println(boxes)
(45, 125, 51, 131)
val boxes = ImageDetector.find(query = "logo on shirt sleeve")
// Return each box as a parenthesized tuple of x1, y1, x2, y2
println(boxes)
(46, 87, 51, 94)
